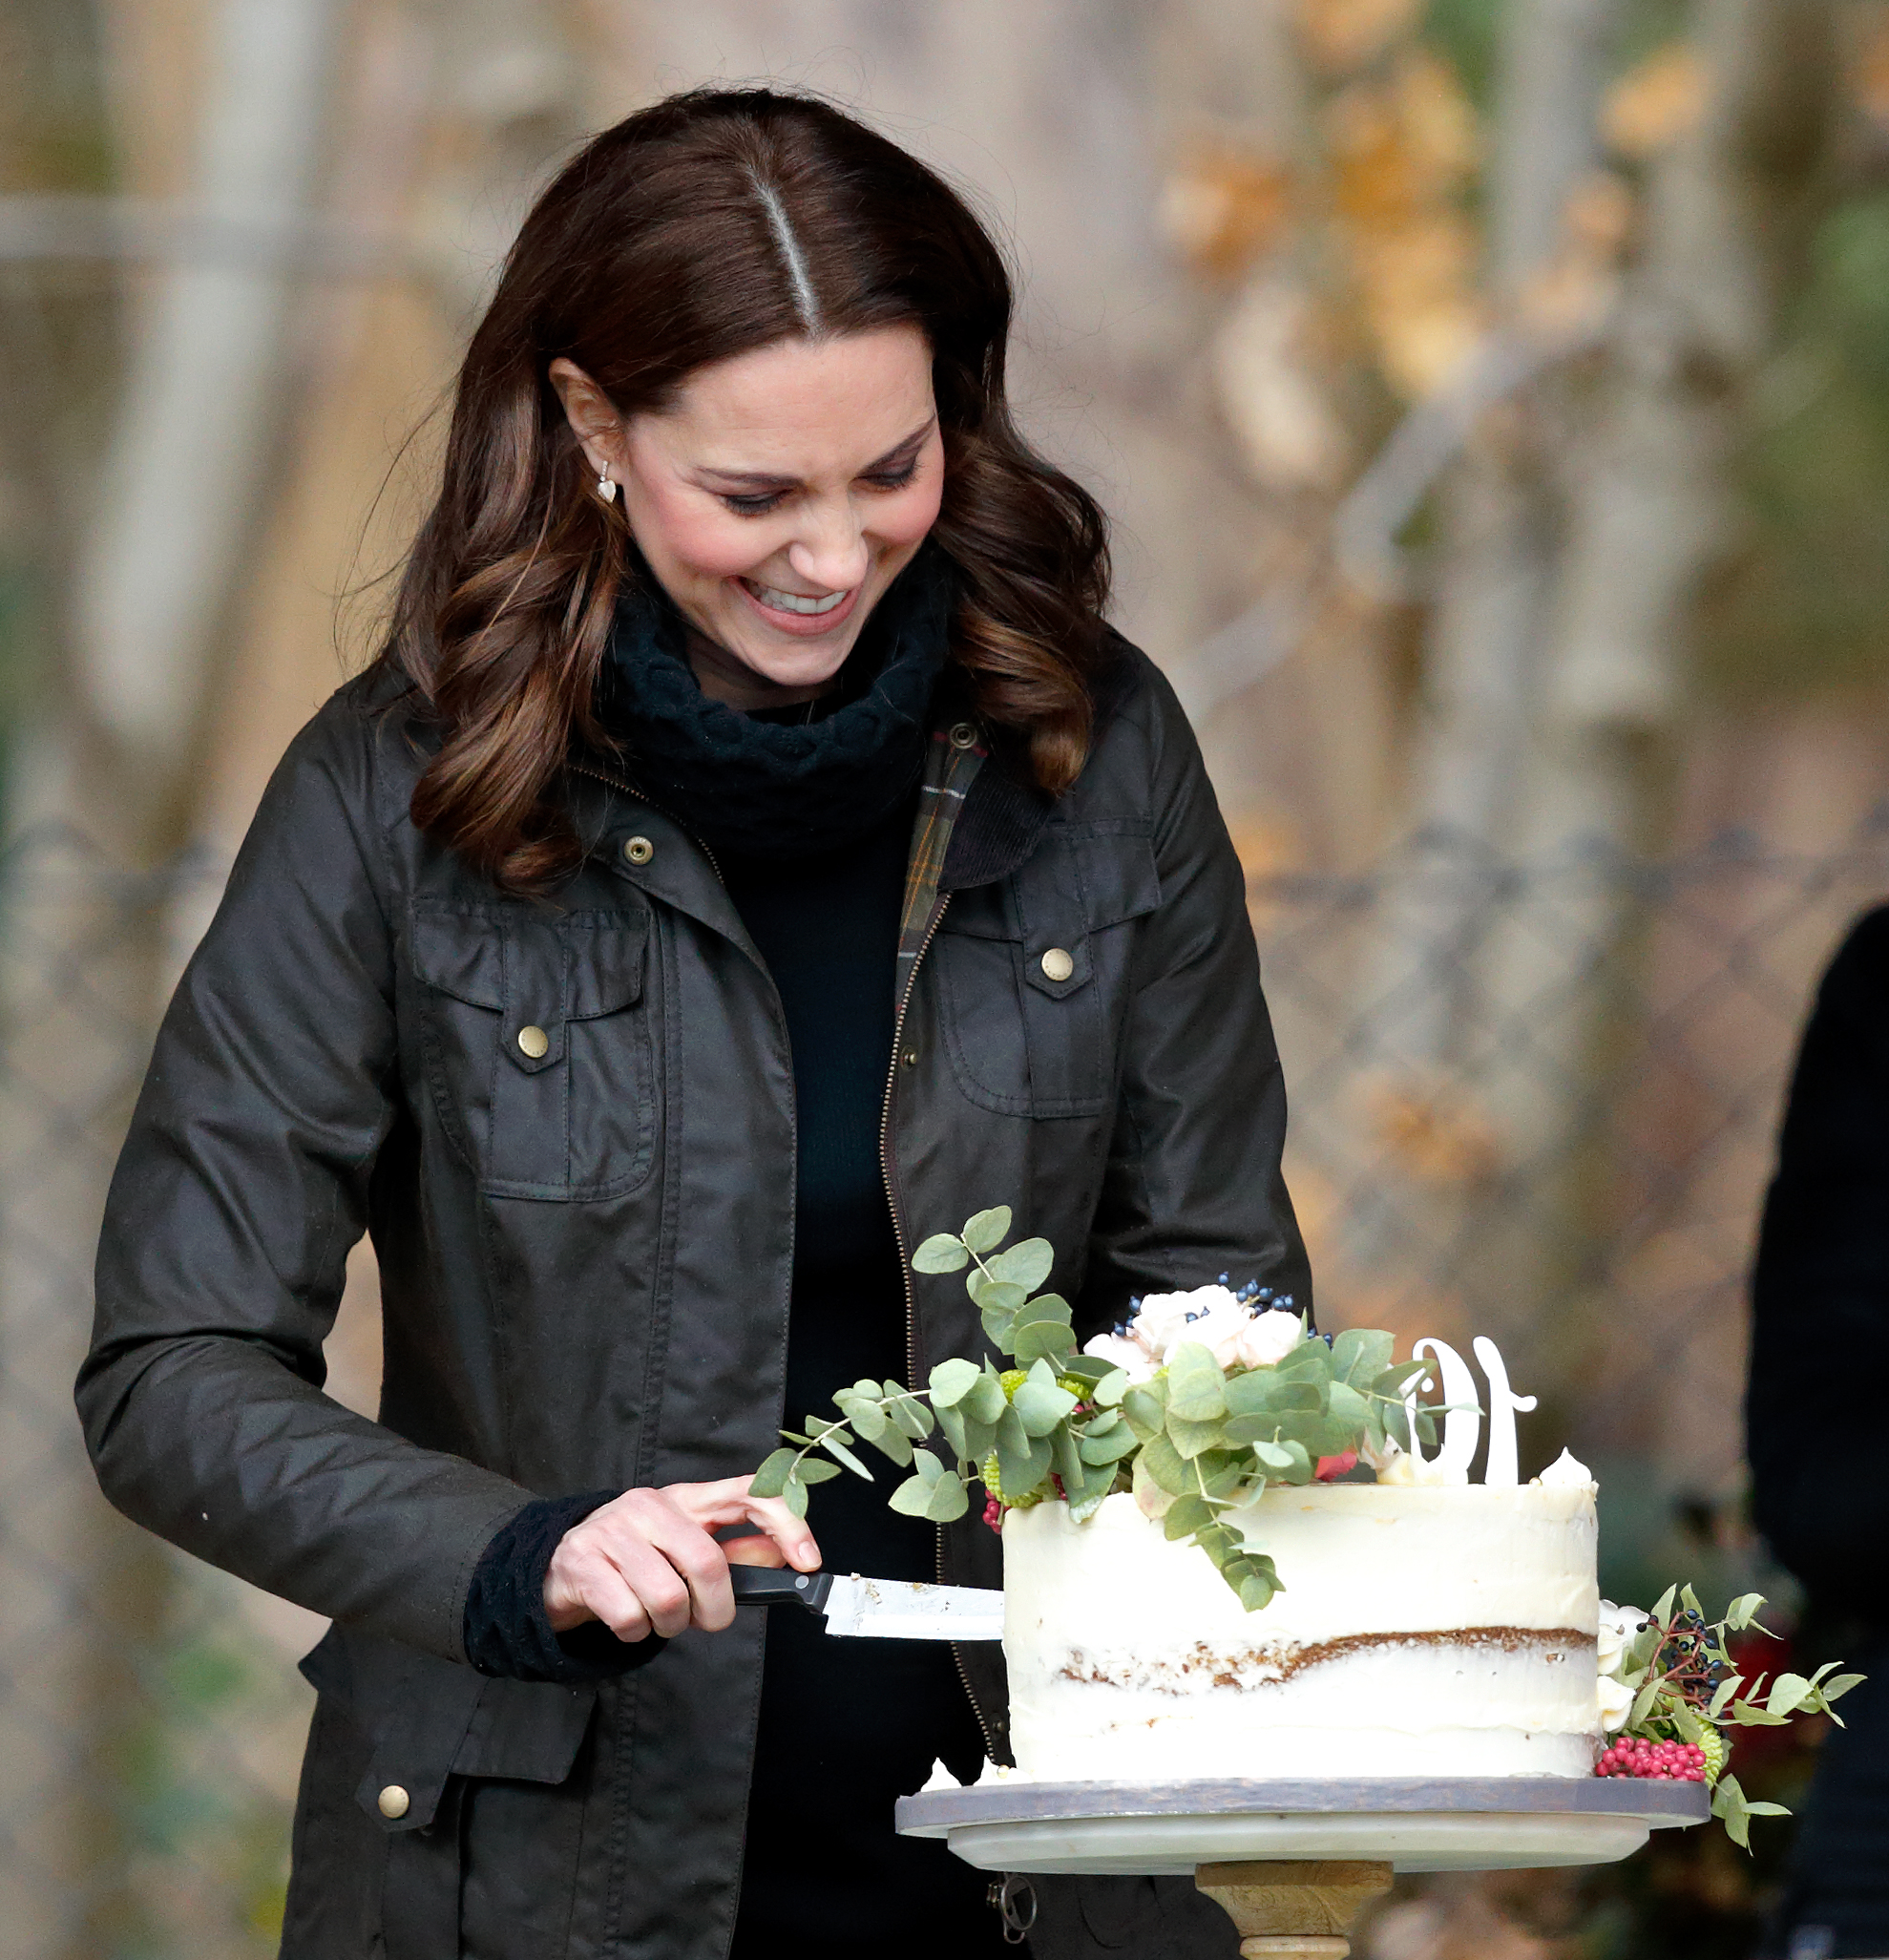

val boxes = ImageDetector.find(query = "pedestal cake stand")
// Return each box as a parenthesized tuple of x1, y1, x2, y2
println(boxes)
(896, 1776, 1708, 1956)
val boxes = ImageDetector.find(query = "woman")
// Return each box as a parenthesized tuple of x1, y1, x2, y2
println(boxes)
(78, 90, 1308, 1960)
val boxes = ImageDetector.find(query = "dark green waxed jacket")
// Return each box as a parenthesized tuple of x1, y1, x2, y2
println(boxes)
(78, 639, 1308, 1960)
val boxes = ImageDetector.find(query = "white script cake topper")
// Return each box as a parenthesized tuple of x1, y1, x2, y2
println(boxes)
(1399, 1334, 1539, 1486)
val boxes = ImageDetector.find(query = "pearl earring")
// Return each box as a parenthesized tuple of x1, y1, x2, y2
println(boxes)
(596, 467, 617, 504)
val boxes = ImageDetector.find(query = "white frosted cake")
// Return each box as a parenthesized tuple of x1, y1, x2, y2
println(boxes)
(1003, 1480, 1600, 1781)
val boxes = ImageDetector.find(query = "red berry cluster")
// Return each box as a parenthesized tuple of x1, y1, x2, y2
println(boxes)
(981, 1495, 1003, 1534)
(1595, 1737, 1707, 1781)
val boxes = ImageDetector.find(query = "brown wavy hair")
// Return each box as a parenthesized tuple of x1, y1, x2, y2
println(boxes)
(379, 87, 1111, 891)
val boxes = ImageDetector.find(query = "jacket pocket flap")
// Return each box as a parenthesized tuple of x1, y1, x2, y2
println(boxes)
(561, 910, 649, 1019)
(304, 1626, 597, 1835)
(410, 903, 506, 1009)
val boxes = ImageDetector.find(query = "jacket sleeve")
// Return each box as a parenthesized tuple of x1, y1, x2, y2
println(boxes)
(1081, 659, 1313, 1328)
(76, 694, 533, 1663)
(1748, 904, 1889, 1621)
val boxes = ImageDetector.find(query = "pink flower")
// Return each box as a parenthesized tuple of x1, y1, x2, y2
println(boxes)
(1315, 1450, 1357, 1482)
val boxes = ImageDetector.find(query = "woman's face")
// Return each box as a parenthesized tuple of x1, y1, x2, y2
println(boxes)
(552, 326, 944, 707)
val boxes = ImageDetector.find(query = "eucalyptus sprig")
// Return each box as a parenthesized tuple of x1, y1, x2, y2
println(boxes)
(748, 1206, 1447, 1611)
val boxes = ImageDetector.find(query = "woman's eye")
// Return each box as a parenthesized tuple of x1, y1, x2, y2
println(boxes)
(863, 463, 919, 492)
(721, 492, 786, 516)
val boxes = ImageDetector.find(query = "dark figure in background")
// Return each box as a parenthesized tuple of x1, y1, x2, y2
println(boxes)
(1750, 905, 1889, 1960)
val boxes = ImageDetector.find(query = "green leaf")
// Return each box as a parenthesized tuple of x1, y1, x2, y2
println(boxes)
(796, 1458, 841, 1484)
(1013, 1319, 1080, 1369)
(1013, 1291, 1074, 1328)
(748, 1448, 798, 1499)
(961, 1207, 1013, 1254)
(912, 1233, 970, 1274)
(1165, 1411, 1227, 1459)
(1326, 1379, 1370, 1429)
(1238, 1566, 1282, 1612)
(866, 1426, 914, 1468)
(986, 1237, 1054, 1292)
(1094, 1367, 1131, 1408)
(995, 1405, 1053, 1500)
(816, 1430, 874, 1481)
(1819, 1672, 1865, 1707)
(924, 1472, 971, 1523)
(889, 1471, 938, 1516)
(1766, 1673, 1814, 1718)
(782, 1475, 809, 1518)
(1372, 1360, 1430, 1400)
(967, 1274, 1027, 1316)
(1162, 1493, 1214, 1540)
(1709, 1675, 1744, 1720)
(961, 1367, 1009, 1425)
(1649, 1584, 1678, 1629)
(1680, 1583, 1704, 1621)
(1082, 1407, 1123, 1436)
(1670, 1701, 1709, 1746)
(1724, 1591, 1767, 1632)
(890, 1396, 933, 1441)
(1165, 1342, 1228, 1422)
(1131, 1450, 1176, 1516)
(1629, 1677, 1664, 1730)
(1331, 1328, 1393, 1385)
(1059, 1354, 1115, 1387)
(1123, 1380, 1170, 1441)
(1728, 1699, 1792, 1727)
(1012, 1374, 1080, 1437)
(929, 1359, 982, 1408)
(1079, 1423, 1141, 1465)
(839, 1396, 889, 1443)
(934, 1402, 968, 1461)
(1139, 1430, 1190, 1495)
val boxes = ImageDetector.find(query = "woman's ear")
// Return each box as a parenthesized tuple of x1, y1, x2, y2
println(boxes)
(548, 357, 626, 481)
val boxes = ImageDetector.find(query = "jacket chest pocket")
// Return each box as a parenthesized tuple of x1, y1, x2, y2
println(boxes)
(933, 823, 1160, 1120)
(411, 898, 657, 1201)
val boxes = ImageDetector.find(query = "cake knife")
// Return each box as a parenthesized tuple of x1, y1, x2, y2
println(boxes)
(729, 1566, 1004, 1641)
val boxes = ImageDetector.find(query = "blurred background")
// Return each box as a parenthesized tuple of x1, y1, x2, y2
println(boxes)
(2, 1, 1886, 1954)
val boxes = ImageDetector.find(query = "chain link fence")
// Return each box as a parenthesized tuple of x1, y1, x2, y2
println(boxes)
(0, 812, 1883, 1957)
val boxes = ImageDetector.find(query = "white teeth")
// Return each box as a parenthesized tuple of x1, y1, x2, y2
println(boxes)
(745, 580, 849, 616)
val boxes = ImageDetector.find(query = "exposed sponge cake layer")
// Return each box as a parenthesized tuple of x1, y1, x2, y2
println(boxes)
(1004, 1486, 1601, 1782)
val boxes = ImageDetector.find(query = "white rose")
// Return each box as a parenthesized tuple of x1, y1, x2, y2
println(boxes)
(1597, 1674, 1635, 1735)
(1596, 1601, 1648, 1676)
(1127, 1284, 1243, 1362)
(1081, 1332, 1157, 1383)
(1234, 1309, 1304, 1369)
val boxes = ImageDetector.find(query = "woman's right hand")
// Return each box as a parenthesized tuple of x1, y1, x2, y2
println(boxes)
(542, 1476, 821, 1643)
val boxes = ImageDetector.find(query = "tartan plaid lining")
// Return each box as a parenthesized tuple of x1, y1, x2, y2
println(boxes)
(895, 726, 985, 1006)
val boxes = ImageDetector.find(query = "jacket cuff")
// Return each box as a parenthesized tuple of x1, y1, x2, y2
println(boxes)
(462, 1490, 667, 1682)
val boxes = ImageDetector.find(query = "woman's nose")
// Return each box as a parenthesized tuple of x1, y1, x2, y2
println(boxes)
(785, 499, 871, 593)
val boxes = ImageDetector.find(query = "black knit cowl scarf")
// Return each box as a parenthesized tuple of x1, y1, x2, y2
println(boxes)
(599, 547, 955, 863)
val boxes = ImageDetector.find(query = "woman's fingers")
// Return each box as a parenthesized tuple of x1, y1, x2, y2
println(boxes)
(539, 1476, 825, 1643)
(664, 1475, 823, 1573)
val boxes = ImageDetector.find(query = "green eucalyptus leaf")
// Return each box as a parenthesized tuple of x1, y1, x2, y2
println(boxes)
(1082, 1407, 1123, 1436)
(818, 1431, 874, 1481)
(782, 1475, 809, 1518)
(748, 1448, 798, 1499)
(995, 1405, 1053, 1499)
(842, 1398, 890, 1443)
(1012, 1376, 1080, 1437)
(929, 1358, 983, 1408)
(924, 1472, 971, 1523)
(968, 1273, 1027, 1315)
(1372, 1360, 1430, 1400)
(1238, 1569, 1281, 1612)
(1327, 1379, 1370, 1429)
(1331, 1328, 1394, 1385)
(1094, 1367, 1131, 1408)
(1131, 1450, 1176, 1516)
(1068, 1484, 1113, 1525)
(869, 1426, 915, 1468)
(1080, 1423, 1142, 1465)
(1059, 1355, 1114, 1388)
(1165, 1342, 1228, 1422)
(934, 1402, 969, 1461)
(987, 1238, 1055, 1292)
(1166, 1411, 1229, 1459)
(1123, 1380, 1170, 1441)
(1162, 1493, 1214, 1540)
(1251, 1440, 1298, 1472)
(912, 1233, 970, 1274)
(1013, 1291, 1074, 1327)
(1139, 1430, 1190, 1495)
(1013, 1320, 1081, 1368)
(961, 1207, 1013, 1254)
(1384, 1402, 1412, 1452)
(796, 1458, 842, 1484)
(962, 1367, 1009, 1425)
(889, 1472, 938, 1516)
(892, 1397, 934, 1440)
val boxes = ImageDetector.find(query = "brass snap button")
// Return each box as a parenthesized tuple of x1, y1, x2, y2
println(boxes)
(901, 1048, 919, 1068)
(1039, 947, 1075, 983)
(622, 834, 654, 865)
(377, 1784, 410, 1820)
(517, 1024, 550, 1060)
(948, 721, 978, 750)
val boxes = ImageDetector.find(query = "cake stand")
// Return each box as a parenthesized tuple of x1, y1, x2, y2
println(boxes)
(896, 1776, 1708, 1956)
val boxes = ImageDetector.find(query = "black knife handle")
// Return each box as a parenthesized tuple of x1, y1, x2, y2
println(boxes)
(730, 1567, 834, 1613)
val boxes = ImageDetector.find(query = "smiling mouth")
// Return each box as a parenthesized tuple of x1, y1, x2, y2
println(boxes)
(741, 579, 850, 618)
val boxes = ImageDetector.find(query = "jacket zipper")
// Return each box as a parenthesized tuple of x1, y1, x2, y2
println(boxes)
(566, 757, 724, 885)
(876, 891, 997, 1759)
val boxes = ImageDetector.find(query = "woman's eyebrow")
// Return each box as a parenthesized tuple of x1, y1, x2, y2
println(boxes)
(696, 419, 935, 490)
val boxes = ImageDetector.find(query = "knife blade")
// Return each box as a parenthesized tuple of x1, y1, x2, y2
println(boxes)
(729, 1565, 1004, 1641)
